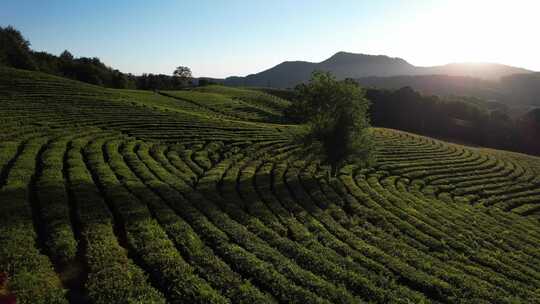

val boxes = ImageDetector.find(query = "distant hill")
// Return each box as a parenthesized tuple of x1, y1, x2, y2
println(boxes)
(421, 62, 533, 80)
(224, 61, 317, 88)
(318, 52, 417, 79)
(224, 51, 533, 88)
(500, 72, 540, 105)
(355, 75, 506, 101)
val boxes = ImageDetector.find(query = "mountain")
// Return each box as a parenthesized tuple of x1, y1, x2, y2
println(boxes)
(225, 60, 316, 88)
(223, 52, 534, 88)
(318, 52, 417, 78)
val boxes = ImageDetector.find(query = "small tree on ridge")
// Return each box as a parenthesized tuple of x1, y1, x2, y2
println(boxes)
(173, 66, 192, 87)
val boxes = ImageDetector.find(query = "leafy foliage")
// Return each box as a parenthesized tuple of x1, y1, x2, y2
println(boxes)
(0, 26, 37, 70)
(173, 66, 193, 86)
(288, 71, 373, 173)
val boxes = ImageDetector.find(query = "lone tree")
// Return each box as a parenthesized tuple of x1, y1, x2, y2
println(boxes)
(290, 71, 373, 175)
(173, 66, 192, 87)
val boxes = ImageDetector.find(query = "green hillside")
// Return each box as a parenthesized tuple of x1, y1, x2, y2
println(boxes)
(193, 85, 290, 111)
(1, 67, 540, 303)
(160, 87, 287, 123)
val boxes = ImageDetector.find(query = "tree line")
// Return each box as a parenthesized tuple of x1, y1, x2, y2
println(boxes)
(500, 73, 540, 106)
(0, 26, 194, 90)
(284, 82, 540, 157)
(365, 87, 540, 155)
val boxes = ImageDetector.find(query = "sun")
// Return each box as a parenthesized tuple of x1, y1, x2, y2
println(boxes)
(391, 0, 540, 70)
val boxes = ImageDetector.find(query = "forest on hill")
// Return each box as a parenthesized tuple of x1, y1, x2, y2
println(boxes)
(0, 26, 188, 90)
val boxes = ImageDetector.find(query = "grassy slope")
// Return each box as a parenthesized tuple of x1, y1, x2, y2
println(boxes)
(193, 85, 291, 111)
(1, 67, 540, 303)
(162, 85, 289, 123)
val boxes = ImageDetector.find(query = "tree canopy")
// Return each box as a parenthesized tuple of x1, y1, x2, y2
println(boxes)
(289, 71, 373, 174)
(0, 26, 36, 70)
(173, 66, 193, 87)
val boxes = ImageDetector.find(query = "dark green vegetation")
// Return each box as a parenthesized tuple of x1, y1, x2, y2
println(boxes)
(0, 26, 135, 89)
(365, 87, 540, 156)
(279, 85, 540, 157)
(1, 66, 540, 303)
(0, 26, 194, 90)
(288, 72, 372, 173)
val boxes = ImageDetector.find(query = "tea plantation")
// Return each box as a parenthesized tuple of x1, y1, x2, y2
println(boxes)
(1, 67, 539, 303)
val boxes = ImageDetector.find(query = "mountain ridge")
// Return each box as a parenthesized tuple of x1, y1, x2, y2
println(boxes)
(223, 52, 534, 88)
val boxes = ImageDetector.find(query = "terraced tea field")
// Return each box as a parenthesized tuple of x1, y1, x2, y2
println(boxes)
(1, 67, 540, 303)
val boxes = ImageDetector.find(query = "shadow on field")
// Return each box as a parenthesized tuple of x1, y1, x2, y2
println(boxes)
(1, 168, 339, 304)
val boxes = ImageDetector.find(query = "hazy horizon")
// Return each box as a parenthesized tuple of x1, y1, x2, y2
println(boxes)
(2, 0, 539, 78)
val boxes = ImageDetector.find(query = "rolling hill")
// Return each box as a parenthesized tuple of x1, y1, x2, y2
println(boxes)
(223, 52, 533, 89)
(1, 67, 540, 303)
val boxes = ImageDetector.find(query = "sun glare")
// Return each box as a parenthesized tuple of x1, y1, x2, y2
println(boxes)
(390, 0, 540, 70)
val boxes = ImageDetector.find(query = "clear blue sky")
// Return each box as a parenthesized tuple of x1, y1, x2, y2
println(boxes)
(2, 0, 539, 77)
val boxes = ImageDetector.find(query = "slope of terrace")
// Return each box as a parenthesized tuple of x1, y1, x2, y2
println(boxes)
(0, 67, 539, 303)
